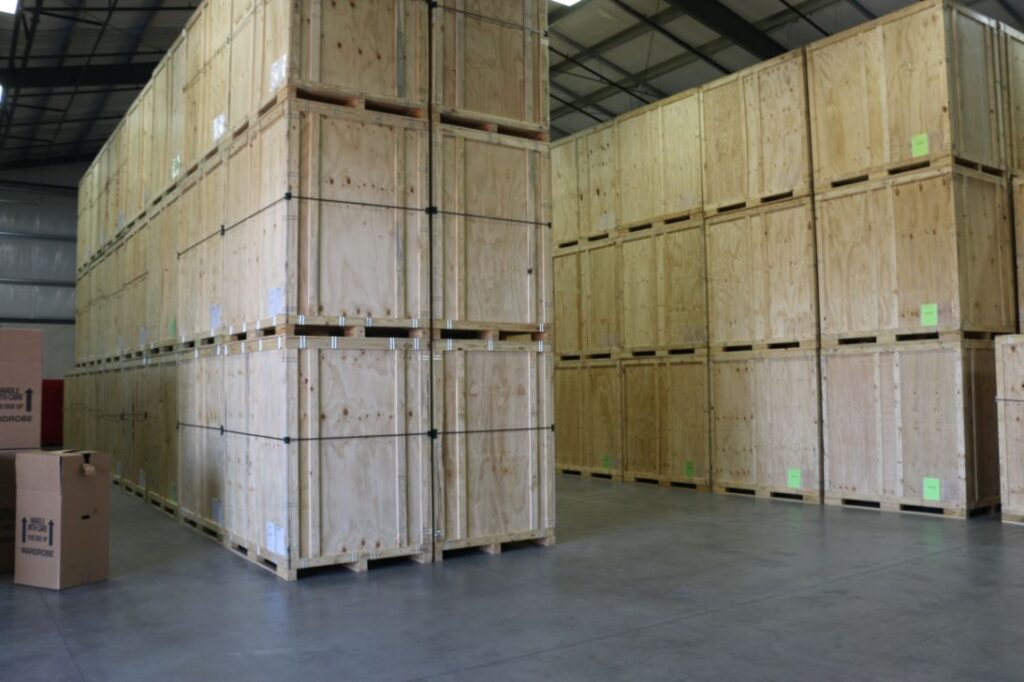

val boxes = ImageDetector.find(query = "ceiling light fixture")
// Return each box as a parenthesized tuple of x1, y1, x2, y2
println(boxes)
(551, 0, 582, 6)
(0, 0, 19, 15)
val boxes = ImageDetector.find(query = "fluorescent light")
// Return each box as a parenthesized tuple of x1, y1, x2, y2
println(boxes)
(0, 0, 18, 15)
(551, 0, 582, 6)
(0, 84, 4, 104)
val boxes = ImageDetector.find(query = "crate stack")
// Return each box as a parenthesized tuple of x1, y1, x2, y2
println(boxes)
(702, 50, 821, 503)
(552, 90, 712, 489)
(550, 0, 1023, 517)
(812, 1, 1015, 517)
(66, 0, 555, 579)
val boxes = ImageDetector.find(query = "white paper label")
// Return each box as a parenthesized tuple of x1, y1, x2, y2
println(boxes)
(212, 112, 227, 143)
(118, 211, 126, 229)
(596, 212, 616, 231)
(269, 53, 288, 93)
(267, 287, 285, 317)
(138, 327, 147, 347)
(275, 525, 286, 556)
(138, 469, 146, 489)
(171, 154, 182, 179)
(209, 304, 222, 332)
(266, 522, 275, 551)
(211, 498, 223, 525)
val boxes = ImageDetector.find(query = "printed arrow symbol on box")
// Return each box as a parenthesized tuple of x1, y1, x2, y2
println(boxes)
(24, 388, 32, 413)
(48, 520, 53, 546)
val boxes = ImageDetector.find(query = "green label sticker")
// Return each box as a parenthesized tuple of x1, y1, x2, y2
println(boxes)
(920, 303, 938, 327)
(169, 481, 178, 503)
(684, 460, 695, 478)
(787, 468, 802, 489)
(169, 317, 177, 337)
(601, 453, 612, 469)
(923, 477, 942, 502)
(911, 133, 930, 158)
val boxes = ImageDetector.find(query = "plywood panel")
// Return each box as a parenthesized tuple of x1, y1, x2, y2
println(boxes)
(581, 241, 620, 354)
(551, 139, 580, 246)
(553, 251, 581, 356)
(580, 123, 617, 235)
(583, 360, 621, 473)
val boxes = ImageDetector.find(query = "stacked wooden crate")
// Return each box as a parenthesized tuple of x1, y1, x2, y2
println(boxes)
(812, 1, 1015, 517)
(552, 90, 710, 489)
(703, 50, 820, 503)
(67, 0, 554, 579)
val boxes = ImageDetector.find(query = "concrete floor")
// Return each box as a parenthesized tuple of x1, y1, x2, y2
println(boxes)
(4, 476, 1024, 681)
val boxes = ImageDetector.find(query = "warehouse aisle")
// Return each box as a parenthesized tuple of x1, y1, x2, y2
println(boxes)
(3, 477, 1024, 681)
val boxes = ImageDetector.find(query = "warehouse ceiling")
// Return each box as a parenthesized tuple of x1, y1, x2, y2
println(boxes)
(0, 0, 1023, 168)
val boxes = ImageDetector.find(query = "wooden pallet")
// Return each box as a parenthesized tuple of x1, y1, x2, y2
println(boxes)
(622, 472, 710, 491)
(820, 330, 993, 349)
(709, 339, 817, 354)
(435, 530, 555, 562)
(713, 485, 822, 505)
(824, 496, 1000, 520)
(557, 467, 622, 481)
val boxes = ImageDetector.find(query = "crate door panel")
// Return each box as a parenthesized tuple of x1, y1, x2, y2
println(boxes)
(455, 351, 538, 540)
(315, 114, 425, 320)
(623, 363, 659, 478)
(318, 350, 409, 556)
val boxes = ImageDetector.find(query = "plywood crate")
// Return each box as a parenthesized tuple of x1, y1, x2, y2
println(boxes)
(622, 355, 709, 487)
(997, 335, 1024, 523)
(435, 122, 551, 331)
(579, 123, 618, 239)
(174, 97, 429, 343)
(701, 50, 811, 215)
(616, 89, 702, 228)
(1000, 24, 1024, 175)
(816, 164, 1014, 342)
(710, 347, 821, 502)
(437, 346, 555, 557)
(823, 337, 998, 517)
(553, 247, 582, 357)
(808, 0, 1006, 189)
(707, 196, 816, 350)
(580, 238, 621, 356)
(554, 359, 622, 478)
(1012, 177, 1024, 325)
(620, 216, 707, 354)
(551, 139, 581, 248)
(177, 337, 433, 578)
(435, 0, 548, 134)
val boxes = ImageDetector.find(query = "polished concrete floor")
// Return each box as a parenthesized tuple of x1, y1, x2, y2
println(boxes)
(4, 475, 1024, 681)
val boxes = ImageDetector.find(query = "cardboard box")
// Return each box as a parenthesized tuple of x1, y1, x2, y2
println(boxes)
(0, 452, 13, 573)
(0, 329, 43, 450)
(14, 450, 111, 590)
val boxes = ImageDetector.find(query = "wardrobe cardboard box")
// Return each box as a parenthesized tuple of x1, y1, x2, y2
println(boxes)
(0, 329, 43, 450)
(14, 450, 111, 590)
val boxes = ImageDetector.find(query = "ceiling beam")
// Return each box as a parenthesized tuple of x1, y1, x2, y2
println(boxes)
(0, 61, 158, 88)
(550, 0, 850, 121)
(608, 0, 729, 74)
(664, 0, 786, 60)
(549, 27, 668, 100)
(550, 7, 685, 77)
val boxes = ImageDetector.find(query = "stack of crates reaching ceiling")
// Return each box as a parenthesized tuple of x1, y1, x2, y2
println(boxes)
(66, 0, 555, 579)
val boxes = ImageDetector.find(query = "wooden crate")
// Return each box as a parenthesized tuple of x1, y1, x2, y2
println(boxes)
(580, 239, 621, 355)
(1001, 24, 1024, 175)
(579, 123, 618, 238)
(823, 337, 998, 517)
(1013, 177, 1024, 326)
(551, 139, 581, 247)
(435, 0, 548, 133)
(710, 347, 821, 501)
(553, 247, 582, 357)
(707, 197, 816, 350)
(997, 335, 1024, 522)
(435, 123, 550, 329)
(171, 97, 430, 343)
(701, 50, 811, 215)
(808, 0, 1006, 189)
(554, 359, 622, 478)
(616, 89, 702, 228)
(620, 216, 707, 354)
(177, 337, 433, 578)
(817, 164, 1015, 342)
(622, 354, 710, 487)
(437, 347, 555, 557)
